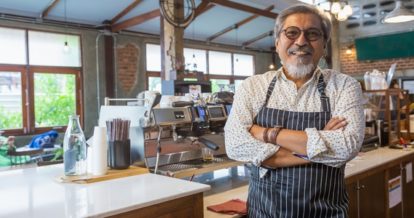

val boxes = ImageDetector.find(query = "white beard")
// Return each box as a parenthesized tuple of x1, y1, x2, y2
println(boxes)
(284, 62, 315, 79)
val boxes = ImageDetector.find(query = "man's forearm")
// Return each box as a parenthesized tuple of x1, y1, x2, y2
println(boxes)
(276, 129, 308, 155)
(262, 148, 310, 168)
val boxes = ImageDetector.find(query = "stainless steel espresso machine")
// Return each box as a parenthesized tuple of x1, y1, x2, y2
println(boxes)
(99, 95, 239, 178)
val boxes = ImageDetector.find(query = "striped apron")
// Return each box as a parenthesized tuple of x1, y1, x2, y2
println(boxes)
(248, 74, 348, 218)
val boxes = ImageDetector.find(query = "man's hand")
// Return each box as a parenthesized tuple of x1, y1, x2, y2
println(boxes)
(262, 147, 310, 168)
(323, 117, 348, 130)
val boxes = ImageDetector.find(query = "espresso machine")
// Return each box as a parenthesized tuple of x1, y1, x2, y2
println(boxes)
(99, 94, 239, 178)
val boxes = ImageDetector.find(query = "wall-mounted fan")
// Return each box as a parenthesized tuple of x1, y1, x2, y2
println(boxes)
(159, 0, 195, 28)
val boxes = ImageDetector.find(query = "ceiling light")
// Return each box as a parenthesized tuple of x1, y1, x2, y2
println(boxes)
(316, 1, 353, 22)
(383, 1, 414, 23)
(343, 5, 353, 16)
(331, 2, 341, 14)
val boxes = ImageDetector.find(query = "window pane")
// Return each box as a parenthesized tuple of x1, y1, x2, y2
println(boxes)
(234, 54, 254, 76)
(0, 72, 23, 129)
(34, 73, 76, 127)
(29, 31, 81, 67)
(146, 44, 161, 71)
(210, 79, 230, 93)
(184, 48, 207, 74)
(148, 77, 161, 93)
(234, 79, 245, 92)
(208, 51, 232, 75)
(0, 27, 26, 65)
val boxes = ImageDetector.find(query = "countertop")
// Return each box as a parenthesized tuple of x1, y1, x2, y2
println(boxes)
(204, 147, 414, 217)
(0, 164, 210, 218)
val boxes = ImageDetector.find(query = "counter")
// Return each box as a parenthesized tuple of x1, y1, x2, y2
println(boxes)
(204, 147, 414, 217)
(0, 164, 210, 218)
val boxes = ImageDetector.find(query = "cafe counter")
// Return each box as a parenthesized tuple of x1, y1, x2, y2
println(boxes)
(0, 164, 210, 218)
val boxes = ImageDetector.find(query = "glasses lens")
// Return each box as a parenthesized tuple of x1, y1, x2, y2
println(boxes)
(305, 28, 323, 41)
(284, 27, 301, 40)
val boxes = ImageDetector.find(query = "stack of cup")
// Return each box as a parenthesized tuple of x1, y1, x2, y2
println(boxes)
(91, 126, 108, 176)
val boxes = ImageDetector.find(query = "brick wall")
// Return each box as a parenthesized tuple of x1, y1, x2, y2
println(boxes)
(117, 43, 139, 94)
(340, 44, 414, 76)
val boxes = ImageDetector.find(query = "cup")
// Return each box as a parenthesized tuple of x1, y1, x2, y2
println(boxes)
(108, 139, 130, 169)
(202, 147, 214, 162)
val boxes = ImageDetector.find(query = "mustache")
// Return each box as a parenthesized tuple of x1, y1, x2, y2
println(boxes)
(288, 45, 313, 55)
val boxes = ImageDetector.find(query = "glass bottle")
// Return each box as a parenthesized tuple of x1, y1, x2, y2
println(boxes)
(63, 115, 87, 176)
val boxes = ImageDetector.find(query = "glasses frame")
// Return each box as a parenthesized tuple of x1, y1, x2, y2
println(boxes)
(281, 26, 324, 42)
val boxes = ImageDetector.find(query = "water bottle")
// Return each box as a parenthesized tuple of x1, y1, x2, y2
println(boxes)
(63, 115, 87, 176)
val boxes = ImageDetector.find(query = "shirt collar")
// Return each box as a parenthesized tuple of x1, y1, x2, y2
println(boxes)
(277, 66, 322, 85)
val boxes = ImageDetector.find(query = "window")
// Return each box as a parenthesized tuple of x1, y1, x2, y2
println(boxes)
(233, 54, 254, 76)
(210, 79, 230, 93)
(146, 44, 161, 71)
(184, 48, 207, 73)
(208, 51, 232, 75)
(145, 43, 255, 94)
(0, 27, 82, 135)
(0, 27, 26, 65)
(148, 76, 161, 93)
(33, 71, 77, 127)
(29, 31, 81, 67)
(0, 71, 23, 130)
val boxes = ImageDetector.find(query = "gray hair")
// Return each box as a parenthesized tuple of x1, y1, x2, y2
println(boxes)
(274, 4, 332, 44)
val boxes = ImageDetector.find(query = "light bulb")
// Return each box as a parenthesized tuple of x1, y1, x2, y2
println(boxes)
(343, 5, 353, 16)
(336, 9, 348, 21)
(269, 64, 275, 69)
(346, 48, 352, 54)
(331, 2, 341, 14)
(63, 41, 70, 53)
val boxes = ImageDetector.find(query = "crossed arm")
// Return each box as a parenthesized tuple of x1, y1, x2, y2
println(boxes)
(249, 117, 348, 168)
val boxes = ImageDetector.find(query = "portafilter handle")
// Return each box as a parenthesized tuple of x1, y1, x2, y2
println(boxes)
(198, 136, 219, 151)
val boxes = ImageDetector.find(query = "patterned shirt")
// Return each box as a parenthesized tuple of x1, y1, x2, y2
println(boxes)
(224, 67, 365, 170)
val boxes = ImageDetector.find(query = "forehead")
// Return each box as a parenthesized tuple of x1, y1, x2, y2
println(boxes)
(283, 13, 322, 29)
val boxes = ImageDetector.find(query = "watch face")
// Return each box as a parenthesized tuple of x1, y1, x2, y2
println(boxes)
(160, 0, 195, 28)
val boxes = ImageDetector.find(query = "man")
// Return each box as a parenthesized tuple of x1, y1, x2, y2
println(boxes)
(224, 4, 364, 218)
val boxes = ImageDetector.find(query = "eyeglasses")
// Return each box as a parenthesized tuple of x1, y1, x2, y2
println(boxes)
(281, 26, 324, 41)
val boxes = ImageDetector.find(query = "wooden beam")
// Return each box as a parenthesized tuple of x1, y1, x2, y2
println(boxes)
(112, 9, 160, 32)
(242, 30, 273, 47)
(194, 1, 215, 19)
(206, 0, 277, 19)
(40, 0, 60, 18)
(207, 5, 273, 42)
(111, 0, 143, 24)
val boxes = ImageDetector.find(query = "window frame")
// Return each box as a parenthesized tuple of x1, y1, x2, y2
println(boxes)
(144, 43, 255, 91)
(0, 26, 83, 135)
(29, 66, 83, 134)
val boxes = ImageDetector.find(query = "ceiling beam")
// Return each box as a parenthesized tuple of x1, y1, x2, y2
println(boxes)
(185, 1, 215, 29)
(207, 5, 274, 42)
(112, 9, 160, 32)
(242, 30, 273, 47)
(206, 0, 277, 19)
(40, 0, 60, 18)
(111, 0, 143, 24)
(194, 1, 215, 19)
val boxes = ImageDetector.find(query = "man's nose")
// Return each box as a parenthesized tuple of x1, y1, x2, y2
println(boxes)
(294, 32, 309, 46)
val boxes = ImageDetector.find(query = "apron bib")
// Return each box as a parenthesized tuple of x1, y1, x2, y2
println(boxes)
(248, 74, 348, 218)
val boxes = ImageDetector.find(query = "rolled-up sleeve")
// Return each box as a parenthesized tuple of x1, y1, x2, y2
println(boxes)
(305, 77, 365, 167)
(224, 78, 279, 166)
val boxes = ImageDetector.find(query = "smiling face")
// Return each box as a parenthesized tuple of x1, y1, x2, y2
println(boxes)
(276, 13, 325, 79)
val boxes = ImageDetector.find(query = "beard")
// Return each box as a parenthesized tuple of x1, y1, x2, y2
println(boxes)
(282, 45, 316, 79)
(284, 62, 315, 79)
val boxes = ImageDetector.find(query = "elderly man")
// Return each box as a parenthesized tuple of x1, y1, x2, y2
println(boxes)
(224, 4, 364, 218)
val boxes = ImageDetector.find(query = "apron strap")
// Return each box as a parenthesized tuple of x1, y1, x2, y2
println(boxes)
(317, 74, 331, 112)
